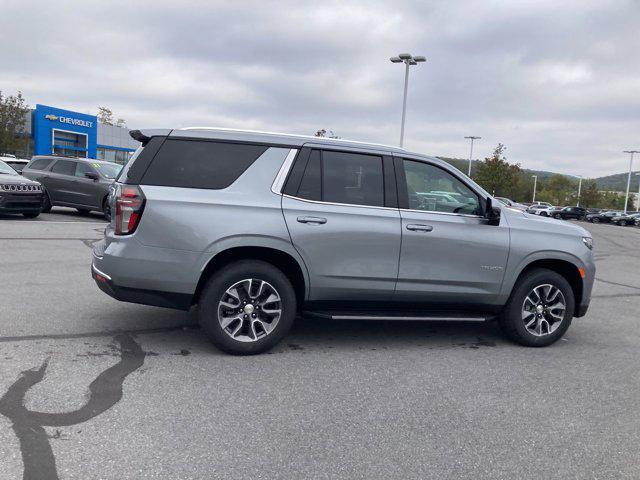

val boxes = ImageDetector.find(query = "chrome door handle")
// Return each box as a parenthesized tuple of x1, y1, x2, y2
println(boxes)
(406, 224, 433, 232)
(297, 216, 327, 224)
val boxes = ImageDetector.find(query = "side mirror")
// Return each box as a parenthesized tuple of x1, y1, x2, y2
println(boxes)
(85, 172, 99, 181)
(484, 197, 501, 225)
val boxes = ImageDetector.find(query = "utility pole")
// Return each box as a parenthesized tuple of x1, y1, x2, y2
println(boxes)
(464, 136, 481, 177)
(531, 175, 538, 203)
(390, 53, 426, 148)
(623, 150, 639, 214)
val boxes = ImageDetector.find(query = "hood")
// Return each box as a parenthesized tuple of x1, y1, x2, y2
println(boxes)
(0, 174, 42, 187)
(501, 206, 590, 237)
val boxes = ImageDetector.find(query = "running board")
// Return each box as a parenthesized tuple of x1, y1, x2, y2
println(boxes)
(303, 311, 492, 322)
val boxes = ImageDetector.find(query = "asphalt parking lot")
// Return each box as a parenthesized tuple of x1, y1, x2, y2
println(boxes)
(1, 209, 639, 480)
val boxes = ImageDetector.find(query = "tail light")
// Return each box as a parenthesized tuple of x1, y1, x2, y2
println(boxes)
(114, 184, 145, 235)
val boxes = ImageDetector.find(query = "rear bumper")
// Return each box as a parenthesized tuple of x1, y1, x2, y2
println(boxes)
(91, 262, 192, 310)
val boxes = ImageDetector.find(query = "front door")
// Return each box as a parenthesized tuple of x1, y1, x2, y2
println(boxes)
(282, 148, 401, 301)
(394, 157, 510, 306)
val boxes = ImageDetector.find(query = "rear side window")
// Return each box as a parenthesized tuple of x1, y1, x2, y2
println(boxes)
(51, 160, 77, 176)
(28, 158, 53, 170)
(294, 149, 384, 207)
(141, 139, 268, 189)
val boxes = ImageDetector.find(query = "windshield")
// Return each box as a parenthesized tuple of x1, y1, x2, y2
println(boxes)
(92, 162, 122, 180)
(0, 160, 19, 175)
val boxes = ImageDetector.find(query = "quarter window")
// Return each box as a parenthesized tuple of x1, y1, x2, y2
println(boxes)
(402, 160, 480, 215)
(28, 158, 53, 170)
(51, 160, 77, 176)
(141, 139, 268, 189)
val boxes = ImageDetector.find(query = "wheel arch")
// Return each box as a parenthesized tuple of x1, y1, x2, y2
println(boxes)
(193, 245, 308, 308)
(509, 258, 583, 311)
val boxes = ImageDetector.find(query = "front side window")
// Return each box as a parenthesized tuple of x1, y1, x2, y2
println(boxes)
(402, 160, 481, 215)
(75, 162, 95, 178)
(51, 160, 77, 176)
(295, 150, 384, 207)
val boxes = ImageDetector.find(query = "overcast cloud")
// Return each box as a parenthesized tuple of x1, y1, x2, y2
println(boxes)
(1, 0, 639, 176)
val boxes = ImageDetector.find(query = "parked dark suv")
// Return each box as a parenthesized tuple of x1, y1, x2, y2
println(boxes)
(92, 128, 595, 355)
(0, 159, 44, 217)
(22, 156, 121, 219)
(550, 206, 587, 220)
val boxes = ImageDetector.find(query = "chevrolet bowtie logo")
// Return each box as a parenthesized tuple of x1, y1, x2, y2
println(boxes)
(44, 114, 59, 121)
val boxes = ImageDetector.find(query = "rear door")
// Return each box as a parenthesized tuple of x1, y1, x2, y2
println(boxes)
(281, 147, 401, 301)
(48, 159, 78, 204)
(393, 156, 510, 306)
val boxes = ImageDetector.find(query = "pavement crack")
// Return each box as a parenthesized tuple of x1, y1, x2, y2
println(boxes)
(595, 277, 640, 291)
(0, 334, 146, 480)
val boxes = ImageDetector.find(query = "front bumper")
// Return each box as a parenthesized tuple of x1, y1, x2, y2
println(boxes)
(0, 192, 43, 213)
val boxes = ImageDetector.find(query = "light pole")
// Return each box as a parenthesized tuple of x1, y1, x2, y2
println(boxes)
(390, 53, 426, 147)
(464, 136, 481, 177)
(531, 175, 538, 203)
(623, 150, 639, 214)
(576, 175, 582, 207)
(636, 172, 640, 212)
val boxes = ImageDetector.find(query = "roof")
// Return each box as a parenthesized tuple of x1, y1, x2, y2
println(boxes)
(134, 127, 408, 154)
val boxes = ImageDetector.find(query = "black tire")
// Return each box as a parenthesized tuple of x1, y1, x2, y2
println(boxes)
(198, 260, 296, 355)
(553, 213, 562, 219)
(620, 220, 627, 226)
(592, 217, 600, 223)
(23, 212, 40, 218)
(41, 191, 52, 213)
(499, 268, 574, 347)
(76, 208, 90, 214)
(540, 212, 548, 217)
(102, 198, 111, 222)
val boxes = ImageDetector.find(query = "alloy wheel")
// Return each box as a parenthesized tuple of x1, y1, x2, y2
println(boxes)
(217, 278, 282, 343)
(521, 284, 566, 337)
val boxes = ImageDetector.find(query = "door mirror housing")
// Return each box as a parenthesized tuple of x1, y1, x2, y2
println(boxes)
(85, 172, 99, 181)
(484, 197, 501, 225)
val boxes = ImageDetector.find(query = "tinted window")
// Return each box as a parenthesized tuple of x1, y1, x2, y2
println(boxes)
(402, 160, 480, 215)
(75, 162, 95, 177)
(141, 139, 268, 189)
(93, 162, 121, 179)
(51, 160, 77, 176)
(322, 151, 384, 207)
(28, 158, 53, 170)
(296, 150, 321, 201)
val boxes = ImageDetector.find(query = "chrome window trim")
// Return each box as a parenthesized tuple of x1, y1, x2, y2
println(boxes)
(282, 193, 398, 212)
(400, 208, 484, 219)
(271, 148, 299, 195)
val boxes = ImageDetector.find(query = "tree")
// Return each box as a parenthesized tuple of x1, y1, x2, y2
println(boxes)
(314, 128, 339, 139)
(97, 106, 114, 125)
(545, 175, 574, 205)
(0, 91, 30, 156)
(473, 144, 521, 196)
(579, 181, 600, 208)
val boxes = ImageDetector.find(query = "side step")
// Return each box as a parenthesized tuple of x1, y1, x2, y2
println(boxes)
(303, 311, 492, 322)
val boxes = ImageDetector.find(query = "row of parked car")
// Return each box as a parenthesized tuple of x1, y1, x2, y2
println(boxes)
(495, 197, 640, 227)
(0, 154, 121, 219)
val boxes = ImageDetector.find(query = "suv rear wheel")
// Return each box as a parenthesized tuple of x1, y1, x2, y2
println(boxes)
(198, 260, 296, 355)
(499, 268, 574, 347)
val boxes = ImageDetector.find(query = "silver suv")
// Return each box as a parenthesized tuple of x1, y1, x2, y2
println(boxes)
(92, 128, 595, 354)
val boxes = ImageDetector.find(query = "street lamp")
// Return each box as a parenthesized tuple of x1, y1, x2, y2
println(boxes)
(531, 175, 538, 203)
(623, 150, 639, 214)
(464, 136, 481, 177)
(576, 175, 582, 207)
(390, 53, 426, 147)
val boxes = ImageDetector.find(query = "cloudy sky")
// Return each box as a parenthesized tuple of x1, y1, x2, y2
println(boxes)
(1, 0, 639, 177)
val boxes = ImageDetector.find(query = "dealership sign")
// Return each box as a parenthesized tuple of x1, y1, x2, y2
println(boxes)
(44, 113, 93, 128)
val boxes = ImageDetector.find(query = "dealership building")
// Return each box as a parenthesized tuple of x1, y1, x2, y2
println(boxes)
(20, 104, 139, 164)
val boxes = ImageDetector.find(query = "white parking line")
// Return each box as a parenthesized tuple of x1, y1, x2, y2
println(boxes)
(0, 221, 107, 224)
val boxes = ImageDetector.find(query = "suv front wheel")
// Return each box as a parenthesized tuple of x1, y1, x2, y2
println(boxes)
(199, 260, 296, 355)
(499, 268, 574, 347)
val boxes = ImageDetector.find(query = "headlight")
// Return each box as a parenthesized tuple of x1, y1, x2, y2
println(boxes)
(582, 237, 593, 250)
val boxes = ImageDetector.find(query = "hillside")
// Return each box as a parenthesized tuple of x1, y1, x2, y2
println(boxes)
(438, 156, 638, 192)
